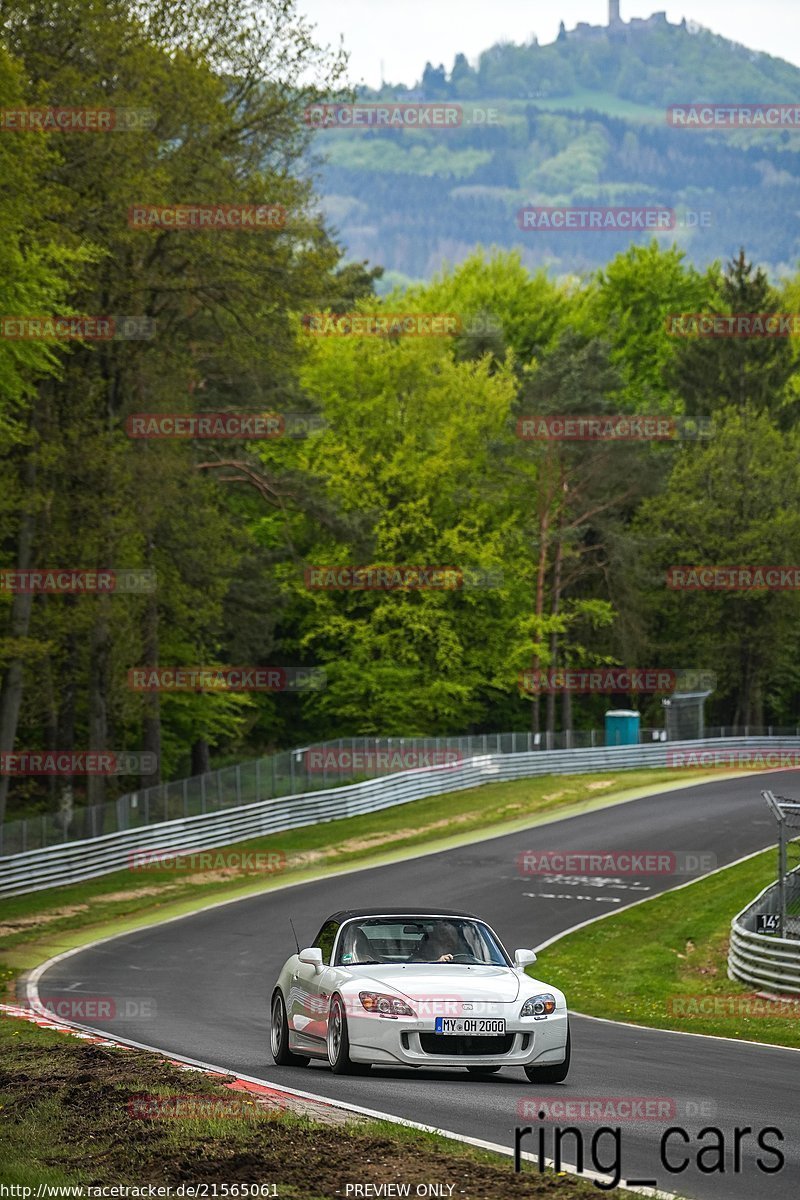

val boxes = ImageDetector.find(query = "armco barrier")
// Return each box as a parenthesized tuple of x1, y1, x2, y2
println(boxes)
(0, 728, 640, 856)
(2, 736, 798, 897)
(728, 869, 800, 994)
(4, 724, 797, 856)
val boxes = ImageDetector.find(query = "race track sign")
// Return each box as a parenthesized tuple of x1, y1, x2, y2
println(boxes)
(756, 913, 781, 933)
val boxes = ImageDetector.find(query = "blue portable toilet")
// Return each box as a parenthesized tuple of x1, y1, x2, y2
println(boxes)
(605, 709, 641, 746)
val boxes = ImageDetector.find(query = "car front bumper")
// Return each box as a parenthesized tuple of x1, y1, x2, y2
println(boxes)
(345, 1009, 569, 1067)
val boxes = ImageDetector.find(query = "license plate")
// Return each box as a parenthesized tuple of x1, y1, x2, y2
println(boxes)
(434, 1017, 505, 1035)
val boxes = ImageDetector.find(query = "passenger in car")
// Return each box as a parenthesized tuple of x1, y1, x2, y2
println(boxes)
(340, 926, 378, 964)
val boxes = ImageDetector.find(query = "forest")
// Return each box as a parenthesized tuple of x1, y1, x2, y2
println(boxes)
(2, 1, 800, 825)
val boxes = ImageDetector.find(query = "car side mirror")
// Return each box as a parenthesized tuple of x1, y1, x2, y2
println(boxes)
(298, 947, 323, 970)
(514, 948, 537, 969)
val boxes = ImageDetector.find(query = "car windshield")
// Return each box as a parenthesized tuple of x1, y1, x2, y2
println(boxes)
(334, 917, 510, 966)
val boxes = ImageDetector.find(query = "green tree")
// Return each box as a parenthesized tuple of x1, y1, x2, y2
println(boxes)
(633, 407, 800, 726)
(0, 0, 351, 821)
(576, 241, 711, 414)
(668, 249, 797, 425)
(283, 296, 519, 734)
(0, 42, 90, 826)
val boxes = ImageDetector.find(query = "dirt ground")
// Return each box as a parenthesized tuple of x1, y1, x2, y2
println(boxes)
(0, 1029, 627, 1198)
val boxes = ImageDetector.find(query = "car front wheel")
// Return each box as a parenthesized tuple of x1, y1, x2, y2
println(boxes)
(327, 995, 370, 1075)
(523, 1022, 570, 1084)
(270, 991, 310, 1067)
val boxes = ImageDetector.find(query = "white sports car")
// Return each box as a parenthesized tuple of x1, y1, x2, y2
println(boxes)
(270, 908, 570, 1080)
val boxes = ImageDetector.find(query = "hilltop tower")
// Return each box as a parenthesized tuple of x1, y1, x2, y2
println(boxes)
(609, 1, 621, 25)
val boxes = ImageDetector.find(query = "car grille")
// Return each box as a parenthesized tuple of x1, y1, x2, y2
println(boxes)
(419, 1033, 514, 1056)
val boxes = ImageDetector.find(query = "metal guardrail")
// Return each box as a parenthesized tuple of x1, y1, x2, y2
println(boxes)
(0, 728, 649, 856)
(761, 789, 800, 939)
(2, 735, 798, 897)
(4, 723, 799, 857)
(728, 868, 800, 995)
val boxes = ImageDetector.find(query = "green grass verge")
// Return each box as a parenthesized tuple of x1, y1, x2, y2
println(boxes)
(506, 90, 665, 121)
(535, 847, 800, 1048)
(0, 768, 722, 985)
(0, 1016, 637, 1197)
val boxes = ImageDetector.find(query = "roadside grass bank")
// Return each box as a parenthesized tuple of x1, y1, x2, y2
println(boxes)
(0, 1016, 638, 1198)
(535, 847, 800, 1048)
(0, 768, 719, 987)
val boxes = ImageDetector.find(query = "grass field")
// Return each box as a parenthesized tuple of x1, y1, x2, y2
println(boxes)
(536, 846, 800, 1048)
(505, 91, 665, 121)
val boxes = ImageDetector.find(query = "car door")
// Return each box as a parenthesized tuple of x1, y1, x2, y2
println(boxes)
(288, 919, 339, 1046)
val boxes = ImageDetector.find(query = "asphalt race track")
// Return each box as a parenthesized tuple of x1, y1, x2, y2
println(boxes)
(35, 771, 800, 1199)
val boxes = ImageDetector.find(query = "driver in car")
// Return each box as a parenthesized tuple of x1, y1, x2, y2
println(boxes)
(412, 921, 462, 962)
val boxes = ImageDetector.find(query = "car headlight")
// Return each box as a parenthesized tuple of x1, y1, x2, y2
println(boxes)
(520, 992, 556, 1018)
(359, 991, 416, 1018)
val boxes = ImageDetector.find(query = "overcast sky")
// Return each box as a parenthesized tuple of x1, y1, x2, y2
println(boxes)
(297, 1, 798, 89)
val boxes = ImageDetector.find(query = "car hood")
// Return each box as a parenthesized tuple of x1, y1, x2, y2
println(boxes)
(348, 963, 523, 1003)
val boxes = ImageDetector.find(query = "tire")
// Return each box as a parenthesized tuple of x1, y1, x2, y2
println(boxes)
(523, 1022, 571, 1084)
(270, 991, 310, 1067)
(467, 1065, 502, 1075)
(327, 994, 370, 1075)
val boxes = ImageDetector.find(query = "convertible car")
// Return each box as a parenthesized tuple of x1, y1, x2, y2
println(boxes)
(270, 908, 570, 1080)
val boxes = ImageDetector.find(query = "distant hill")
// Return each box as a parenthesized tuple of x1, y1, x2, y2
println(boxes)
(311, 15, 800, 284)
(400, 15, 800, 107)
